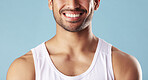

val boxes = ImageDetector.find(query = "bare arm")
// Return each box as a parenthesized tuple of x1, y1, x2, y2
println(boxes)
(7, 51, 35, 80)
(112, 47, 142, 80)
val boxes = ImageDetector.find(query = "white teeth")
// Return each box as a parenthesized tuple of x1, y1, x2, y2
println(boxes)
(65, 14, 80, 18)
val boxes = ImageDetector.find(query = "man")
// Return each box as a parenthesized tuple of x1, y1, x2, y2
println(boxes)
(7, 0, 142, 80)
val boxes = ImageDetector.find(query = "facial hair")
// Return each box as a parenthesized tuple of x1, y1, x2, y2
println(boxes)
(52, 2, 94, 32)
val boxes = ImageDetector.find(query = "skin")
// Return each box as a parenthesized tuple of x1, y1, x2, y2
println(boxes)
(7, 0, 142, 80)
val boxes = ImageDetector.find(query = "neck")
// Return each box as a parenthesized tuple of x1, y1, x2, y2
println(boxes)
(52, 24, 98, 55)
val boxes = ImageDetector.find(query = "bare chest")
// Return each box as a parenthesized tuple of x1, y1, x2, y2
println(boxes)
(50, 54, 94, 76)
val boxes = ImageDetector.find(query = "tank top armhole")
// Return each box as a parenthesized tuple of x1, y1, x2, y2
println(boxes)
(31, 48, 39, 80)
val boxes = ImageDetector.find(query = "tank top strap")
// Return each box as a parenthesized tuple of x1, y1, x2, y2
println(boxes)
(99, 39, 114, 80)
(99, 39, 112, 55)
(31, 42, 45, 80)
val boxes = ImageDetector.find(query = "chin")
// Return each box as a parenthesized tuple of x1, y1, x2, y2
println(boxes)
(62, 24, 88, 32)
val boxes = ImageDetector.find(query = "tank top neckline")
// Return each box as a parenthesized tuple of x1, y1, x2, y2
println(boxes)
(42, 38, 102, 79)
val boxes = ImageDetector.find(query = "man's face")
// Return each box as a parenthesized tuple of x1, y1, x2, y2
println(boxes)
(49, 0, 99, 32)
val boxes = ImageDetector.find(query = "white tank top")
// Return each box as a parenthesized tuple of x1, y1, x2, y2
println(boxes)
(31, 38, 114, 80)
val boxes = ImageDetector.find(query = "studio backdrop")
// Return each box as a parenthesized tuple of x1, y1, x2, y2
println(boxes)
(0, 0, 148, 80)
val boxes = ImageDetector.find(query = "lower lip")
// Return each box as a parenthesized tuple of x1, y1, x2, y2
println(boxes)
(63, 14, 82, 21)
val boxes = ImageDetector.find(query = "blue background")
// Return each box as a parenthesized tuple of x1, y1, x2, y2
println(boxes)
(0, 0, 148, 79)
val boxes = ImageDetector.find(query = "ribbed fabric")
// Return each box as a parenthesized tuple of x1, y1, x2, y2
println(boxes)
(31, 38, 114, 80)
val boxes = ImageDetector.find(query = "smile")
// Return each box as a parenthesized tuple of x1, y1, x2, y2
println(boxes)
(65, 14, 80, 18)
(64, 13, 83, 18)
(62, 11, 84, 22)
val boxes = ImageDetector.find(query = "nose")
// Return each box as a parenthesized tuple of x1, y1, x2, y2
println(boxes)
(67, 0, 80, 9)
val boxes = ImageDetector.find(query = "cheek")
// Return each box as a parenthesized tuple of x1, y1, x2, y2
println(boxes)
(79, 0, 92, 10)
(53, 0, 65, 10)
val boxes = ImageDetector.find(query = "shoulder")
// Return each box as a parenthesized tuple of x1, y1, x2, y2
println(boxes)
(112, 46, 142, 80)
(7, 51, 35, 80)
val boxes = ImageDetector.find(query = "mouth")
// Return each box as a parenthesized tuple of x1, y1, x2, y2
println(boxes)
(62, 11, 85, 22)
(63, 13, 83, 18)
